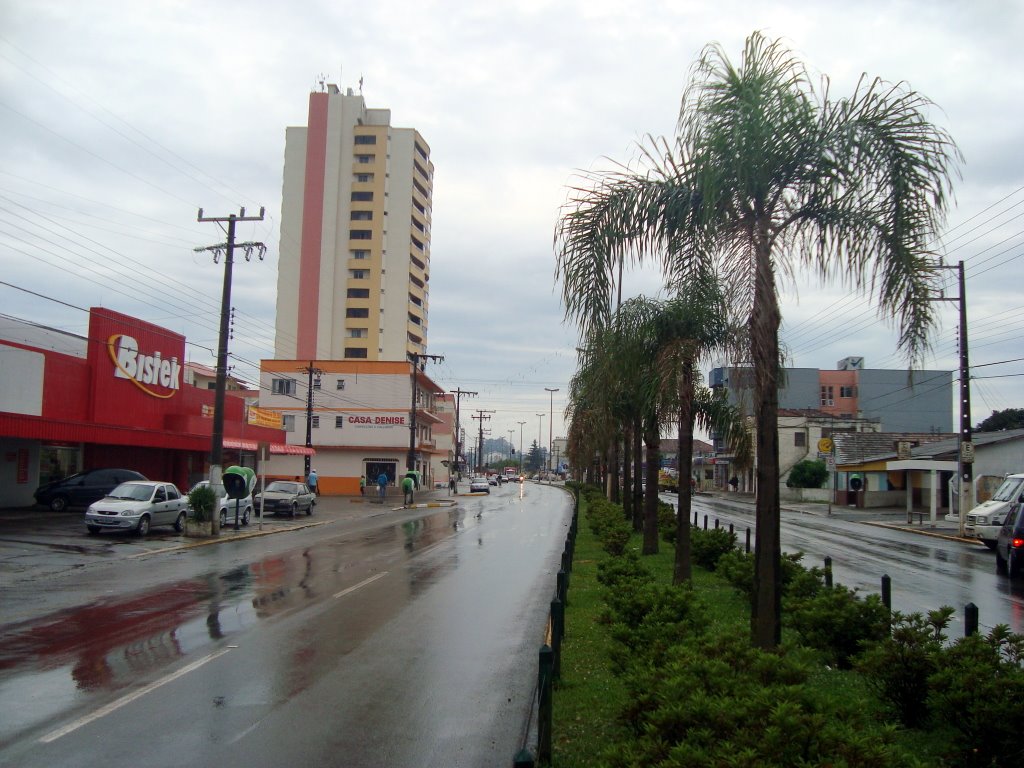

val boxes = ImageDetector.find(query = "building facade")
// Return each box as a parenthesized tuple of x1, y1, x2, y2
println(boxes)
(0, 309, 287, 508)
(258, 359, 445, 495)
(275, 84, 433, 363)
(709, 356, 953, 434)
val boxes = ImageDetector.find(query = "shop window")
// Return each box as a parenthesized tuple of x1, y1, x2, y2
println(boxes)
(283, 415, 295, 432)
(335, 416, 345, 428)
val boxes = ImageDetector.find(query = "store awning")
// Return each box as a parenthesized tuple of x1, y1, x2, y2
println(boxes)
(224, 437, 259, 451)
(268, 443, 316, 456)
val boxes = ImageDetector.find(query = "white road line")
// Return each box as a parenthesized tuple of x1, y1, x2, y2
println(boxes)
(39, 648, 233, 743)
(333, 571, 388, 599)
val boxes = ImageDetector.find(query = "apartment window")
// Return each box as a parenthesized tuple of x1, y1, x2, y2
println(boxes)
(794, 432, 806, 447)
(346, 308, 369, 318)
(271, 378, 296, 395)
(355, 154, 374, 164)
(311, 416, 320, 429)
(344, 347, 368, 359)
(351, 210, 373, 221)
(351, 191, 373, 202)
(313, 378, 322, 390)
(349, 269, 368, 279)
(283, 415, 295, 432)
(349, 328, 367, 338)
(350, 229, 372, 240)
(840, 385, 857, 398)
(351, 249, 369, 260)
(820, 385, 834, 406)
(335, 416, 345, 428)
(336, 379, 346, 390)
(354, 173, 374, 183)
(354, 135, 377, 145)
(347, 288, 370, 298)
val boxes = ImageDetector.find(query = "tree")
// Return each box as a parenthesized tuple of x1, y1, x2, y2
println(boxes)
(976, 408, 1024, 432)
(787, 459, 828, 489)
(556, 31, 958, 648)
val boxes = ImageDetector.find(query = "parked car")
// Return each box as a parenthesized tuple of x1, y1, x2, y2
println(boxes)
(966, 473, 1024, 549)
(85, 481, 188, 536)
(35, 468, 146, 512)
(469, 477, 490, 493)
(995, 502, 1024, 577)
(188, 481, 254, 527)
(255, 480, 315, 517)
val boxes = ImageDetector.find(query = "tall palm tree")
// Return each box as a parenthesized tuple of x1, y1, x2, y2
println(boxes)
(556, 31, 959, 648)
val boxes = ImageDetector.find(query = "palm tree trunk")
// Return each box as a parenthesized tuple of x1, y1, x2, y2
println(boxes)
(609, 434, 621, 503)
(751, 233, 782, 649)
(642, 421, 660, 555)
(622, 424, 633, 522)
(674, 364, 695, 584)
(632, 425, 644, 532)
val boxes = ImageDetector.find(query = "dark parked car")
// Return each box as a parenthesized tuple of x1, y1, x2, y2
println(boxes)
(995, 502, 1024, 577)
(34, 468, 146, 512)
(254, 481, 315, 517)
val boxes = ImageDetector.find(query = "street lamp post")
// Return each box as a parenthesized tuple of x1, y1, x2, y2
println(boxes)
(536, 413, 545, 474)
(517, 421, 526, 475)
(508, 430, 515, 461)
(544, 387, 559, 475)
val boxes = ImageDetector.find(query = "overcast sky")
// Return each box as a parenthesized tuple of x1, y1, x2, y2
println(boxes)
(2, 0, 1022, 449)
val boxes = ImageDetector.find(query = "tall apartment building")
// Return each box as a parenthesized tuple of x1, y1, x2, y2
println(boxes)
(275, 84, 433, 362)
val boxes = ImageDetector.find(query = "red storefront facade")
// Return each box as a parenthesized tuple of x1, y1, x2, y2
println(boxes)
(0, 308, 285, 508)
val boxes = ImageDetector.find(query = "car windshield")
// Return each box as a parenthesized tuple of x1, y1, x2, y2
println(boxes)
(109, 483, 153, 501)
(992, 477, 1024, 502)
(266, 482, 298, 493)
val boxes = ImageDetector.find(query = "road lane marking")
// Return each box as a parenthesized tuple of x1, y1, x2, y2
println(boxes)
(333, 571, 388, 599)
(39, 648, 233, 743)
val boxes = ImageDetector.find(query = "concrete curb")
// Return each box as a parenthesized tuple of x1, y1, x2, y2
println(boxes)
(860, 520, 981, 545)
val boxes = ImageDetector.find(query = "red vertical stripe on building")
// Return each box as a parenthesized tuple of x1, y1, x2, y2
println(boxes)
(297, 93, 329, 359)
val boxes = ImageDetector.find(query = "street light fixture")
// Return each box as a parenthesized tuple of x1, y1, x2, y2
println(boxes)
(544, 387, 559, 475)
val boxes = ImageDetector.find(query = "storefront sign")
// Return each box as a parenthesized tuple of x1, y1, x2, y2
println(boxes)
(347, 414, 407, 427)
(247, 406, 283, 429)
(108, 334, 181, 398)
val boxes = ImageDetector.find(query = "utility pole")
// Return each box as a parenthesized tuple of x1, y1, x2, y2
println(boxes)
(472, 410, 494, 473)
(407, 352, 444, 474)
(196, 207, 265, 535)
(536, 413, 546, 473)
(518, 420, 527, 474)
(450, 388, 478, 477)
(932, 260, 972, 535)
(299, 362, 323, 477)
(545, 387, 559, 473)
(508, 430, 515, 461)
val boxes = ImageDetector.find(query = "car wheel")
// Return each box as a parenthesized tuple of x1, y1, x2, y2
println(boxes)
(984, 540, 998, 551)
(1010, 550, 1022, 579)
(996, 547, 1008, 574)
(174, 511, 187, 533)
(136, 515, 150, 537)
(306, 501, 313, 516)
(87, 525, 100, 535)
(241, 507, 251, 526)
(220, 509, 228, 528)
(291, 503, 297, 518)
(49, 495, 69, 513)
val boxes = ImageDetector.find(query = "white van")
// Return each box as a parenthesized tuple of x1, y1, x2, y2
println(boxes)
(966, 474, 1024, 549)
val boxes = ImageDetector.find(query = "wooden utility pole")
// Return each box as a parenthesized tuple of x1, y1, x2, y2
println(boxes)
(299, 362, 323, 476)
(450, 388, 478, 476)
(472, 410, 494, 473)
(195, 207, 265, 535)
(408, 352, 444, 473)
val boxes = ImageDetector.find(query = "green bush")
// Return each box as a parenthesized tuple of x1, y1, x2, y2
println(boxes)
(786, 458, 829, 488)
(786, 585, 890, 669)
(657, 501, 678, 544)
(605, 581, 706, 671)
(690, 526, 737, 571)
(187, 483, 217, 522)
(717, 549, 826, 599)
(928, 625, 1024, 766)
(856, 608, 953, 728)
(596, 550, 651, 589)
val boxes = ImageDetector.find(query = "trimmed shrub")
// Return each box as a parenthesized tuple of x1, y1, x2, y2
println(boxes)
(690, 526, 736, 571)
(658, 500, 678, 544)
(786, 585, 890, 669)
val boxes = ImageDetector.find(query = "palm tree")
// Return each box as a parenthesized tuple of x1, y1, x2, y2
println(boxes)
(556, 31, 959, 648)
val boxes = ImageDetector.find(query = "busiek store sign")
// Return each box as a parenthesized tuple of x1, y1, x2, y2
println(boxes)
(108, 334, 182, 398)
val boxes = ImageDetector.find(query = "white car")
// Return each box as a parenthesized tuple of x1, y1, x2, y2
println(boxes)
(469, 477, 490, 493)
(189, 480, 254, 527)
(966, 473, 1024, 549)
(85, 481, 188, 536)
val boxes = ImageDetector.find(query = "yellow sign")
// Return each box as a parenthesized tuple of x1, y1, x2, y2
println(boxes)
(247, 405, 283, 429)
(817, 437, 833, 454)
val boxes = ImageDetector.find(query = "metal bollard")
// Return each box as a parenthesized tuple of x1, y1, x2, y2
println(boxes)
(965, 602, 978, 637)
(513, 748, 535, 767)
(538, 645, 553, 764)
(824, 556, 833, 588)
(729, 522, 734, 536)
(881, 574, 892, 612)
(715, 518, 720, 529)
(703, 514, 708, 530)
(693, 510, 698, 527)
(551, 597, 564, 679)
(745, 527, 751, 554)
(557, 569, 567, 607)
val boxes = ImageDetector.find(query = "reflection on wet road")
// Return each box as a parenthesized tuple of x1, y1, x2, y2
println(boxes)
(0, 482, 572, 767)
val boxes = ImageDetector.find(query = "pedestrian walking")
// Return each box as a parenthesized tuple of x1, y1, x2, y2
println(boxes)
(359, 475, 366, 496)
(449, 476, 456, 495)
(377, 471, 389, 503)
(307, 468, 319, 496)
(401, 474, 415, 506)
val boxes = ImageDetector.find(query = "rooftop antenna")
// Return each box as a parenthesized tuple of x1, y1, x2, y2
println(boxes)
(359, 74, 364, 95)
(316, 72, 326, 92)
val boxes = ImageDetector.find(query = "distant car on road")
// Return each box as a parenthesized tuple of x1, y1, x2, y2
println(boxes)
(85, 481, 188, 536)
(469, 477, 490, 494)
(255, 481, 315, 517)
(188, 480, 254, 527)
(35, 468, 146, 513)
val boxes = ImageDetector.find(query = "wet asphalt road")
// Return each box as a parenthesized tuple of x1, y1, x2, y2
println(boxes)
(686, 494, 1024, 635)
(0, 482, 573, 767)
